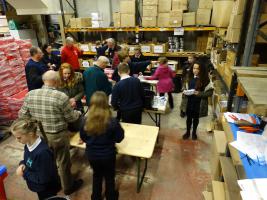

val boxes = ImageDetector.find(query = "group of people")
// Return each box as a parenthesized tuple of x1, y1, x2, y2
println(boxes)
(11, 36, 214, 200)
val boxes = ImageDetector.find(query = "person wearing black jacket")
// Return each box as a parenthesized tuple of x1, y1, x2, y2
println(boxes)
(80, 91, 124, 200)
(112, 63, 144, 124)
(95, 38, 121, 62)
(25, 47, 48, 91)
(11, 118, 61, 200)
(131, 46, 146, 62)
(41, 44, 61, 71)
(112, 50, 151, 82)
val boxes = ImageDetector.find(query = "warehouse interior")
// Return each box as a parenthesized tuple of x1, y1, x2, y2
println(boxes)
(0, 0, 267, 200)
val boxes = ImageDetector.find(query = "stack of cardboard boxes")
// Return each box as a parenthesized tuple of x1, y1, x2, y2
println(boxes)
(211, 0, 234, 27)
(120, 0, 136, 27)
(196, 0, 212, 25)
(70, 17, 92, 28)
(142, 0, 159, 27)
(169, 0, 185, 27)
(225, 0, 246, 43)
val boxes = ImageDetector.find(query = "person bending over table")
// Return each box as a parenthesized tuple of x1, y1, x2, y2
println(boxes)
(80, 91, 124, 200)
(112, 50, 151, 82)
(112, 63, 144, 124)
(58, 63, 84, 112)
(11, 118, 61, 200)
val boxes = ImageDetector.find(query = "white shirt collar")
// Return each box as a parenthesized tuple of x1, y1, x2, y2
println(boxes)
(194, 75, 198, 78)
(27, 136, 42, 152)
(120, 75, 131, 80)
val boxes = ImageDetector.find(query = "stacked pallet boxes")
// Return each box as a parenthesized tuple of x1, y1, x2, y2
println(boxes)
(142, 0, 158, 27)
(157, 0, 171, 27)
(211, 1, 234, 27)
(226, 0, 246, 43)
(169, 0, 187, 27)
(69, 17, 92, 28)
(120, 0, 136, 27)
(196, 0, 212, 25)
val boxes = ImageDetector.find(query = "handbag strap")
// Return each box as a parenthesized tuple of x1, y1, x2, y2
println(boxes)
(37, 121, 49, 144)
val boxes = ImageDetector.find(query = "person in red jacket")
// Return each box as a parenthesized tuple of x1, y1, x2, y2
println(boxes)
(61, 37, 83, 71)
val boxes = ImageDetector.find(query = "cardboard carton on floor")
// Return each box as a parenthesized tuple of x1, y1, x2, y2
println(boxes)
(142, 17, 157, 27)
(158, 0, 172, 12)
(229, 14, 243, 29)
(143, 0, 158, 5)
(121, 14, 136, 27)
(198, 0, 213, 9)
(157, 13, 170, 27)
(183, 12, 195, 26)
(211, 1, 234, 27)
(172, 0, 188, 11)
(76, 18, 92, 28)
(143, 5, 158, 17)
(196, 9, 211, 25)
(113, 12, 121, 27)
(120, 0, 136, 14)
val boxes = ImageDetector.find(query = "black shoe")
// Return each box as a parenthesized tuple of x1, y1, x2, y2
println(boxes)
(64, 179, 84, 195)
(180, 111, 186, 118)
(182, 132, 190, 140)
(192, 133, 198, 140)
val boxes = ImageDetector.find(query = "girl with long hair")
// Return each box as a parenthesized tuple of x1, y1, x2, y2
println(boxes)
(80, 91, 124, 200)
(58, 63, 84, 112)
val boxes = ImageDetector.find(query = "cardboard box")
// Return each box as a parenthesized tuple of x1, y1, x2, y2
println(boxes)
(0, 16, 8, 27)
(143, 0, 158, 5)
(226, 27, 241, 43)
(169, 10, 183, 27)
(113, 12, 121, 27)
(172, 0, 188, 11)
(157, 13, 170, 27)
(121, 14, 136, 27)
(198, 0, 213, 9)
(158, 0, 172, 12)
(143, 5, 158, 17)
(196, 9, 211, 25)
(229, 14, 243, 28)
(183, 12, 195, 26)
(211, 1, 234, 27)
(76, 18, 92, 28)
(141, 44, 152, 53)
(142, 17, 157, 27)
(232, 0, 246, 15)
(152, 43, 168, 53)
(212, 181, 226, 200)
(120, 0, 135, 14)
(70, 18, 77, 28)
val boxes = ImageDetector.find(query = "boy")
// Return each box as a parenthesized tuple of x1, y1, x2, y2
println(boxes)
(111, 63, 144, 124)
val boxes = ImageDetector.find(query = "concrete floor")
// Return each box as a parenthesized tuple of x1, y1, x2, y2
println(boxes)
(0, 93, 212, 200)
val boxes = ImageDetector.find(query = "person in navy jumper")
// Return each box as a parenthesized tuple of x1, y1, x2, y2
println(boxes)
(25, 47, 48, 91)
(182, 61, 209, 140)
(80, 91, 124, 200)
(112, 63, 144, 124)
(11, 118, 61, 200)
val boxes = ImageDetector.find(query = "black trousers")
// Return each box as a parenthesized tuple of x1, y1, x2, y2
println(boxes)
(159, 92, 174, 109)
(37, 189, 58, 200)
(186, 96, 201, 133)
(121, 107, 142, 124)
(89, 157, 118, 200)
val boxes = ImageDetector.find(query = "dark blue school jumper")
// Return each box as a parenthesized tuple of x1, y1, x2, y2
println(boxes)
(20, 139, 61, 200)
(80, 118, 124, 200)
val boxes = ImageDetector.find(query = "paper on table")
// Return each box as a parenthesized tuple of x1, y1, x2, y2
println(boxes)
(230, 131, 267, 161)
(183, 89, 195, 96)
(238, 179, 267, 199)
(224, 112, 255, 123)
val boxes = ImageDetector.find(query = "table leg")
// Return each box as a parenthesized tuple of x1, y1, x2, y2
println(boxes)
(136, 158, 148, 193)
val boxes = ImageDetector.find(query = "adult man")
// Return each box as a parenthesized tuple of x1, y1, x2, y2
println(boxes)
(19, 70, 83, 195)
(61, 37, 83, 71)
(83, 56, 112, 105)
(25, 47, 48, 91)
(111, 63, 144, 124)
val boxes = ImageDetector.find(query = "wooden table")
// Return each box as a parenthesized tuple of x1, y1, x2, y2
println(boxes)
(234, 69, 267, 78)
(70, 123, 159, 193)
(237, 77, 267, 107)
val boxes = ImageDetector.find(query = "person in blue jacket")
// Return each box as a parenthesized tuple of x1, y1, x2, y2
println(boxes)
(80, 91, 124, 200)
(11, 118, 61, 200)
(25, 47, 48, 91)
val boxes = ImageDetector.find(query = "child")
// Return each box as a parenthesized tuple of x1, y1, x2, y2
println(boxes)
(180, 55, 196, 117)
(111, 63, 144, 124)
(11, 118, 61, 200)
(146, 57, 175, 109)
(80, 91, 124, 200)
(182, 61, 211, 140)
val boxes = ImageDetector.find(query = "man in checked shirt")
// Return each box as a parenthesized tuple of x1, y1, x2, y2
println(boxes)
(19, 70, 83, 195)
